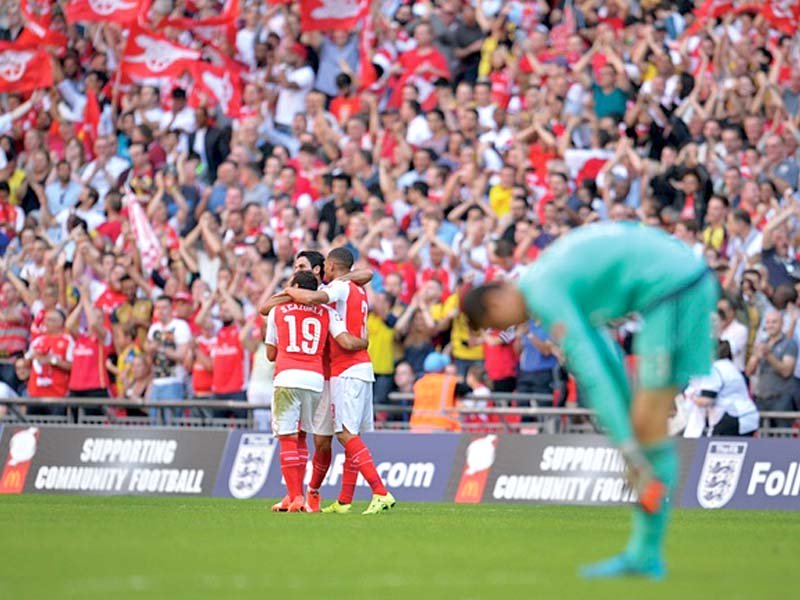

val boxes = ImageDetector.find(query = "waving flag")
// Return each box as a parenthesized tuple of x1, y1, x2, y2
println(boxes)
(300, 0, 368, 32)
(358, 10, 376, 88)
(19, 0, 67, 48)
(761, 0, 800, 34)
(65, 0, 141, 25)
(120, 26, 201, 84)
(125, 194, 164, 274)
(159, 0, 239, 47)
(549, 0, 575, 55)
(189, 62, 243, 118)
(0, 44, 54, 92)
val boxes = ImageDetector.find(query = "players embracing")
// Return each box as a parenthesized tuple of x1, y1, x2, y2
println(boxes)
(262, 247, 396, 514)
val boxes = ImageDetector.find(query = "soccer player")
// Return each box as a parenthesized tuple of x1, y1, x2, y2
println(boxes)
(284, 247, 396, 515)
(462, 223, 718, 579)
(265, 271, 369, 513)
(262, 250, 372, 512)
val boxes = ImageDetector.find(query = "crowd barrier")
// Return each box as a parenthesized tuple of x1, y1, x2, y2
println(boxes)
(0, 424, 798, 510)
(2, 395, 798, 438)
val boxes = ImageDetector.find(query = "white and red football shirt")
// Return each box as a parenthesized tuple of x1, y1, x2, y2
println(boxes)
(27, 333, 74, 398)
(211, 323, 249, 394)
(69, 331, 111, 392)
(266, 303, 346, 392)
(192, 334, 215, 395)
(322, 280, 374, 382)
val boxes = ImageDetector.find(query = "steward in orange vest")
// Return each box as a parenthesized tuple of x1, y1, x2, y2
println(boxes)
(410, 353, 463, 432)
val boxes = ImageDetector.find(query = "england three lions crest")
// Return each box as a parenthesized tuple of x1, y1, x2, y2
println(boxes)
(228, 434, 276, 499)
(697, 441, 748, 509)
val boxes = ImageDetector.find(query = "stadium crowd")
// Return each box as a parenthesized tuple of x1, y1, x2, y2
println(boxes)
(0, 0, 799, 430)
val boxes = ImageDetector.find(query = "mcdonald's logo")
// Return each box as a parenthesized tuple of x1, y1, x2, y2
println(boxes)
(459, 479, 479, 500)
(0, 464, 26, 494)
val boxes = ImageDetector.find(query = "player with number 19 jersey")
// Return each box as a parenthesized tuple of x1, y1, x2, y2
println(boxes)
(266, 302, 348, 434)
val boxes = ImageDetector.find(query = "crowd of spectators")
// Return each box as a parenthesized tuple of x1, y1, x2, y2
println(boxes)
(0, 1, 800, 427)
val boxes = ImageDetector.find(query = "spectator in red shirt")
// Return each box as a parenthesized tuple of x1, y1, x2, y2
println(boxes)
(0, 278, 31, 389)
(329, 73, 363, 126)
(483, 326, 519, 393)
(66, 283, 111, 411)
(26, 309, 74, 415)
(380, 235, 417, 305)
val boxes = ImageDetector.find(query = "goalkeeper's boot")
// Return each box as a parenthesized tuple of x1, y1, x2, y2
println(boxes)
(271, 495, 291, 512)
(321, 500, 352, 514)
(305, 489, 321, 513)
(580, 553, 665, 581)
(362, 492, 396, 515)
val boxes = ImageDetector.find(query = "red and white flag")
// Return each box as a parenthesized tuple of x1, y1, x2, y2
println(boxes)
(761, 0, 800, 34)
(682, 0, 733, 37)
(160, 0, 239, 47)
(563, 149, 614, 187)
(19, 0, 68, 48)
(549, 0, 575, 55)
(358, 10, 376, 88)
(0, 44, 54, 92)
(125, 194, 163, 274)
(300, 0, 368, 32)
(120, 26, 201, 84)
(64, 0, 141, 25)
(189, 62, 243, 118)
(387, 46, 450, 111)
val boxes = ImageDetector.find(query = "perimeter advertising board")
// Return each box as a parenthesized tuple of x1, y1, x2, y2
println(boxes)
(681, 438, 800, 510)
(0, 426, 228, 497)
(446, 434, 697, 506)
(213, 430, 459, 502)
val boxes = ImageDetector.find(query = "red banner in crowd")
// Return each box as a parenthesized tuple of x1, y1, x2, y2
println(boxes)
(64, 0, 141, 25)
(300, 0, 368, 32)
(549, 0, 575, 55)
(761, 0, 800, 34)
(120, 26, 201, 84)
(387, 46, 450, 111)
(358, 10, 376, 88)
(0, 44, 54, 92)
(19, 0, 68, 48)
(189, 62, 243, 118)
(686, 0, 800, 36)
(157, 0, 238, 47)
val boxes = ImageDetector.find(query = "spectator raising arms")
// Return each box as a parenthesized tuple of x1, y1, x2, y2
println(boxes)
(0, 0, 800, 430)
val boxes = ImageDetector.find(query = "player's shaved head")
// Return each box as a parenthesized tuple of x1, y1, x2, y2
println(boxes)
(325, 247, 355, 281)
(462, 282, 504, 330)
(461, 281, 528, 331)
(327, 247, 354, 270)
(291, 270, 318, 291)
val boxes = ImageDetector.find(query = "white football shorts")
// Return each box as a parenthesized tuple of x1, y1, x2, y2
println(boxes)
(330, 376, 374, 434)
(271, 387, 320, 436)
(310, 380, 334, 436)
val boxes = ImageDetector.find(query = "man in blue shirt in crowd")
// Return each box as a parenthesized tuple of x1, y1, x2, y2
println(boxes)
(517, 320, 559, 407)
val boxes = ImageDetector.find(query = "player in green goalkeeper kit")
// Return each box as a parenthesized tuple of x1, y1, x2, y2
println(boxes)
(462, 223, 718, 580)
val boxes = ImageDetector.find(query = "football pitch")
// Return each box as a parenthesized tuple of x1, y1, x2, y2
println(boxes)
(1, 496, 797, 600)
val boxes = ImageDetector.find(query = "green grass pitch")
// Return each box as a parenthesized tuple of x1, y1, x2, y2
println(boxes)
(1, 496, 797, 600)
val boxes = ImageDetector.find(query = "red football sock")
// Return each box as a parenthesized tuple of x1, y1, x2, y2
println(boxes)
(337, 454, 359, 504)
(296, 433, 309, 488)
(309, 447, 332, 491)
(345, 437, 387, 496)
(279, 437, 301, 498)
